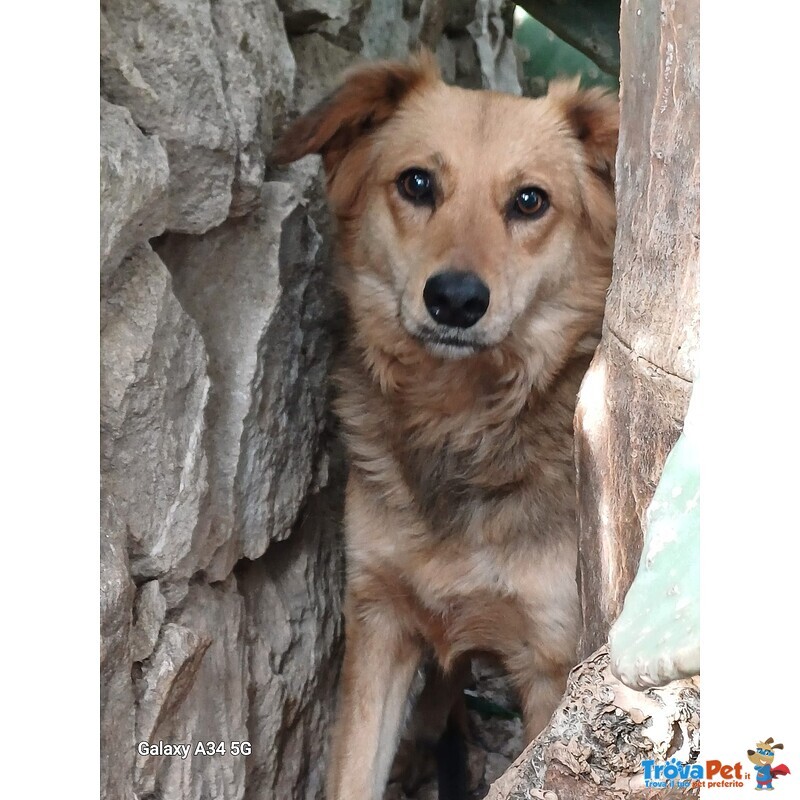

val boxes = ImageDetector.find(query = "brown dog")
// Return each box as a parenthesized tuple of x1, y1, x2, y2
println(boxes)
(274, 51, 617, 800)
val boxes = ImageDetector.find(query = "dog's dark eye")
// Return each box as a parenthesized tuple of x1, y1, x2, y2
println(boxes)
(397, 168, 434, 206)
(511, 187, 549, 219)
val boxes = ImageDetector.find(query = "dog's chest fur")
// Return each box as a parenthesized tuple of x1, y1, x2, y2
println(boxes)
(338, 343, 587, 669)
(333, 313, 599, 674)
(338, 347, 590, 547)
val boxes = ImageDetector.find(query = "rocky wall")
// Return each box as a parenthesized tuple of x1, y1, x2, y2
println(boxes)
(99, 1, 520, 798)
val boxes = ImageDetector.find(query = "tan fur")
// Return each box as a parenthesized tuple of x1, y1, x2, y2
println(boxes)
(274, 52, 618, 800)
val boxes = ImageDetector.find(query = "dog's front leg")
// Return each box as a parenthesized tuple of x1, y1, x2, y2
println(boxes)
(327, 589, 422, 800)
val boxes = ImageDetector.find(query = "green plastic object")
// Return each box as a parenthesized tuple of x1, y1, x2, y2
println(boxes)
(463, 690, 522, 721)
(513, 10, 619, 98)
(608, 385, 700, 690)
(515, 0, 621, 76)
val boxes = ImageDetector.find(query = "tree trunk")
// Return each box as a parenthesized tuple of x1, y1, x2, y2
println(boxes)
(576, 0, 700, 658)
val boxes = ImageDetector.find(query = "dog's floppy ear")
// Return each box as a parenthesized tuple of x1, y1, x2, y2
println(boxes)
(548, 79, 619, 185)
(272, 50, 440, 175)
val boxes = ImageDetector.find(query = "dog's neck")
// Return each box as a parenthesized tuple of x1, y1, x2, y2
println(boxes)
(333, 264, 608, 540)
(337, 302, 601, 540)
(344, 289, 604, 446)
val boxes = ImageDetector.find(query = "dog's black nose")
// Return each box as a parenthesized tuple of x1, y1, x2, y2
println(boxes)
(423, 271, 490, 328)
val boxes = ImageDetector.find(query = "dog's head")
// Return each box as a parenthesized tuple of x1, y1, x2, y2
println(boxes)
(748, 739, 784, 766)
(274, 52, 617, 370)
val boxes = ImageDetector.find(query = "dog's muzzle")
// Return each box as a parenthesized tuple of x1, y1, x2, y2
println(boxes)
(423, 270, 490, 329)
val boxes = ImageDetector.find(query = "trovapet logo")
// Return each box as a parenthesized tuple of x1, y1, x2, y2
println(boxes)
(641, 758, 744, 789)
(641, 738, 791, 791)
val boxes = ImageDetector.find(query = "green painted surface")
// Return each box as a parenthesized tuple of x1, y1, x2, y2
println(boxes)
(609, 385, 700, 690)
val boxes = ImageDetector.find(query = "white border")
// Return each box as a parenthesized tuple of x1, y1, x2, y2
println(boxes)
(5, 2, 800, 796)
(0, 4, 99, 795)
(701, 2, 800, 795)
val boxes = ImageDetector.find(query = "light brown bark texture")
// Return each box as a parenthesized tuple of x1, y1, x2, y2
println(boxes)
(575, 0, 700, 658)
(485, 649, 700, 800)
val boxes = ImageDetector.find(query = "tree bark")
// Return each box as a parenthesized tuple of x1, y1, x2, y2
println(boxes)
(576, 0, 700, 658)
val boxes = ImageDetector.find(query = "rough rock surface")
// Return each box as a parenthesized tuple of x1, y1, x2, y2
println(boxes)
(101, 244, 210, 591)
(100, 502, 137, 800)
(100, 1, 522, 798)
(100, 99, 169, 275)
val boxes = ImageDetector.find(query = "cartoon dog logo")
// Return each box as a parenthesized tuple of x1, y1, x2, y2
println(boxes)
(747, 738, 791, 790)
